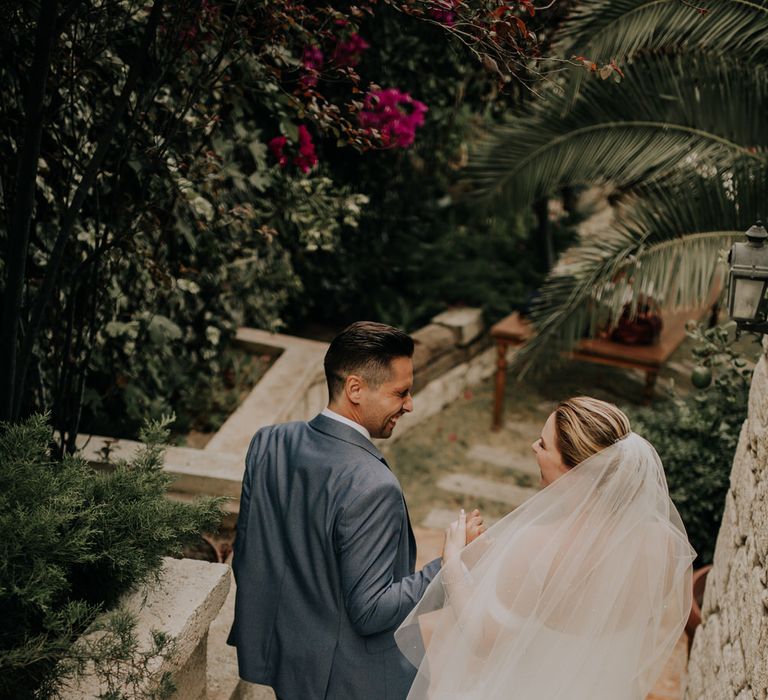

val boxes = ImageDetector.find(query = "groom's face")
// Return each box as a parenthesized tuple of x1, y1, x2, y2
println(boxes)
(360, 356, 414, 439)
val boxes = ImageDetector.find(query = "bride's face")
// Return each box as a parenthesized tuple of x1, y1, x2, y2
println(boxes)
(531, 412, 570, 487)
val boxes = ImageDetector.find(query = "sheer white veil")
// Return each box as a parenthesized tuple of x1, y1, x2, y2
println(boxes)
(396, 433, 695, 700)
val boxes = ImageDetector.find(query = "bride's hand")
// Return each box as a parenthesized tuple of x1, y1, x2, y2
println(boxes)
(442, 508, 467, 564)
(466, 508, 486, 544)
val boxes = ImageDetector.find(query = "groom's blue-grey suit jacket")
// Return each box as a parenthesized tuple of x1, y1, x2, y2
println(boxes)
(227, 413, 442, 700)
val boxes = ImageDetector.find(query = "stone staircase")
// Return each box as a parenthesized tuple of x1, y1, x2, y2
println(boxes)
(421, 438, 542, 531)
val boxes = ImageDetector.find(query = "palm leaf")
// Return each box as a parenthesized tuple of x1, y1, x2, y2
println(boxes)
(510, 164, 767, 377)
(469, 53, 768, 209)
(558, 0, 768, 64)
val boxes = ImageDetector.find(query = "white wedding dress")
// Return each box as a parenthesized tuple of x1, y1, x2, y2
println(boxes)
(396, 433, 694, 700)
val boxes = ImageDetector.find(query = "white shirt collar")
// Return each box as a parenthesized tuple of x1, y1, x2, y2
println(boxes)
(321, 407, 372, 442)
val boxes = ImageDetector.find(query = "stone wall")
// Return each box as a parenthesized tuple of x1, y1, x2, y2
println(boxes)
(62, 558, 230, 700)
(685, 335, 768, 699)
(77, 308, 493, 498)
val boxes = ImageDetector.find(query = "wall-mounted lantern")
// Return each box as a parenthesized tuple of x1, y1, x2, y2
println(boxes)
(727, 222, 768, 334)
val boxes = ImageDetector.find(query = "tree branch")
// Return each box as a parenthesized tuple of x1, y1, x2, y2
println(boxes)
(13, 0, 166, 417)
(0, 0, 61, 421)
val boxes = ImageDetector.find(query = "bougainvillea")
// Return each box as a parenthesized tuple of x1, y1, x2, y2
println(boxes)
(332, 33, 370, 67)
(358, 88, 428, 148)
(256, 1, 545, 153)
(295, 125, 319, 172)
(268, 136, 290, 167)
(429, 0, 460, 26)
(268, 126, 318, 172)
(301, 45, 324, 88)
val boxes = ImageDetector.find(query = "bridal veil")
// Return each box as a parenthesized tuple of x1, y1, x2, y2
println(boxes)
(395, 433, 695, 700)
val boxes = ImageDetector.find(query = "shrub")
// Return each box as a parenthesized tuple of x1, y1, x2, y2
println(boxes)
(0, 414, 224, 698)
(630, 324, 758, 566)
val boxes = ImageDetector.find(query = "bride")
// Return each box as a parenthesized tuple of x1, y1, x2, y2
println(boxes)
(396, 397, 695, 700)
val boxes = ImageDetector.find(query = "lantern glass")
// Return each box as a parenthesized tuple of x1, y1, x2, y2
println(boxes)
(730, 276, 767, 320)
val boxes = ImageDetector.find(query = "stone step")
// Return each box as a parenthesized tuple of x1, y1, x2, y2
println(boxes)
(421, 507, 499, 531)
(437, 473, 539, 508)
(466, 444, 540, 478)
(501, 419, 546, 439)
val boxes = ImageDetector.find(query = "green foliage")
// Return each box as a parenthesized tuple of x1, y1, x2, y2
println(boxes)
(65, 609, 177, 700)
(0, 414, 225, 697)
(0, 1, 370, 441)
(630, 324, 758, 565)
(1, 0, 557, 440)
(467, 1, 768, 371)
(294, 6, 564, 330)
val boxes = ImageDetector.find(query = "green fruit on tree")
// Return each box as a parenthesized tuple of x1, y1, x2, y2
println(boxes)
(691, 365, 712, 389)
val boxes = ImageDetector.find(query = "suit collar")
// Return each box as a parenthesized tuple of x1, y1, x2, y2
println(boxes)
(309, 413, 386, 463)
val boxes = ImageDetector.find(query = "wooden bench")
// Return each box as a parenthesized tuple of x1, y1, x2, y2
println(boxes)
(490, 304, 718, 430)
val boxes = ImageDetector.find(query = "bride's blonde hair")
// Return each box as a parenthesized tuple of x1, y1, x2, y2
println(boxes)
(555, 397, 631, 468)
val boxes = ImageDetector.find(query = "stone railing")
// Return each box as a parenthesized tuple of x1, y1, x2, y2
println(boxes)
(685, 335, 768, 698)
(77, 307, 494, 499)
(61, 558, 230, 700)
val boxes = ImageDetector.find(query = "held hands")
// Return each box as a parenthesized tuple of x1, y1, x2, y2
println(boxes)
(442, 508, 486, 564)
(465, 508, 486, 544)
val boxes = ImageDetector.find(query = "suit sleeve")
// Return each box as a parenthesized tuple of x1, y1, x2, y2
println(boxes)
(231, 429, 263, 580)
(336, 479, 442, 637)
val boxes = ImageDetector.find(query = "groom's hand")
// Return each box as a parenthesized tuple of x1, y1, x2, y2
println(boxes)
(465, 508, 486, 545)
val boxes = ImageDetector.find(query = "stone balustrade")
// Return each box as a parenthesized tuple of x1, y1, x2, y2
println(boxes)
(61, 557, 231, 700)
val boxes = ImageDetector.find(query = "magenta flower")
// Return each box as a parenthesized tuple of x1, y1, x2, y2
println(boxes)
(430, 0, 460, 26)
(358, 88, 428, 148)
(332, 33, 370, 67)
(301, 46, 324, 88)
(294, 125, 318, 173)
(268, 136, 289, 168)
(268, 127, 318, 172)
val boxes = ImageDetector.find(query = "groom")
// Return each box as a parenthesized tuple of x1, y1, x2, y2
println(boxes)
(228, 321, 483, 700)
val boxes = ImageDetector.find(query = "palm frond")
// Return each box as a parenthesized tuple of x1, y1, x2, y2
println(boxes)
(558, 0, 768, 67)
(510, 164, 767, 377)
(469, 53, 768, 209)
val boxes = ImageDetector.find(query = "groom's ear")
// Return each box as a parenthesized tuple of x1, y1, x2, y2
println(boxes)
(345, 374, 365, 405)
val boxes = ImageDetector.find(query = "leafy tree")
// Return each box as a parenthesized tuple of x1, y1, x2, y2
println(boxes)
(293, 2, 579, 330)
(1, 0, 548, 445)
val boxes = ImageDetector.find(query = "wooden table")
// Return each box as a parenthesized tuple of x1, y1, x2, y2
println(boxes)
(490, 304, 717, 430)
(490, 312, 534, 430)
(568, 305, 712, 404)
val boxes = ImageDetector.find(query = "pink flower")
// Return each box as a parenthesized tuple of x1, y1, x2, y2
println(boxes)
(302, 46, 324, 70)
(268, 136, 289, 168)
(332, 33, 370, 67)
(358, 88, 428, 148)
(268, 127, 318, 172)
(430, 0, 460, 26)
(301, 46, 324, 88)
(294, 125, 318, 173)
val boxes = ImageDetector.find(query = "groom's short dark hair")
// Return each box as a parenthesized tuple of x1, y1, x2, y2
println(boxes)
(324, 321, 414, 400)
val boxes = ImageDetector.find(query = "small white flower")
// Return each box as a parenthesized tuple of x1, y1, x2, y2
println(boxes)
(206, 326, 221, 346)
(190, 195, 215, 222)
